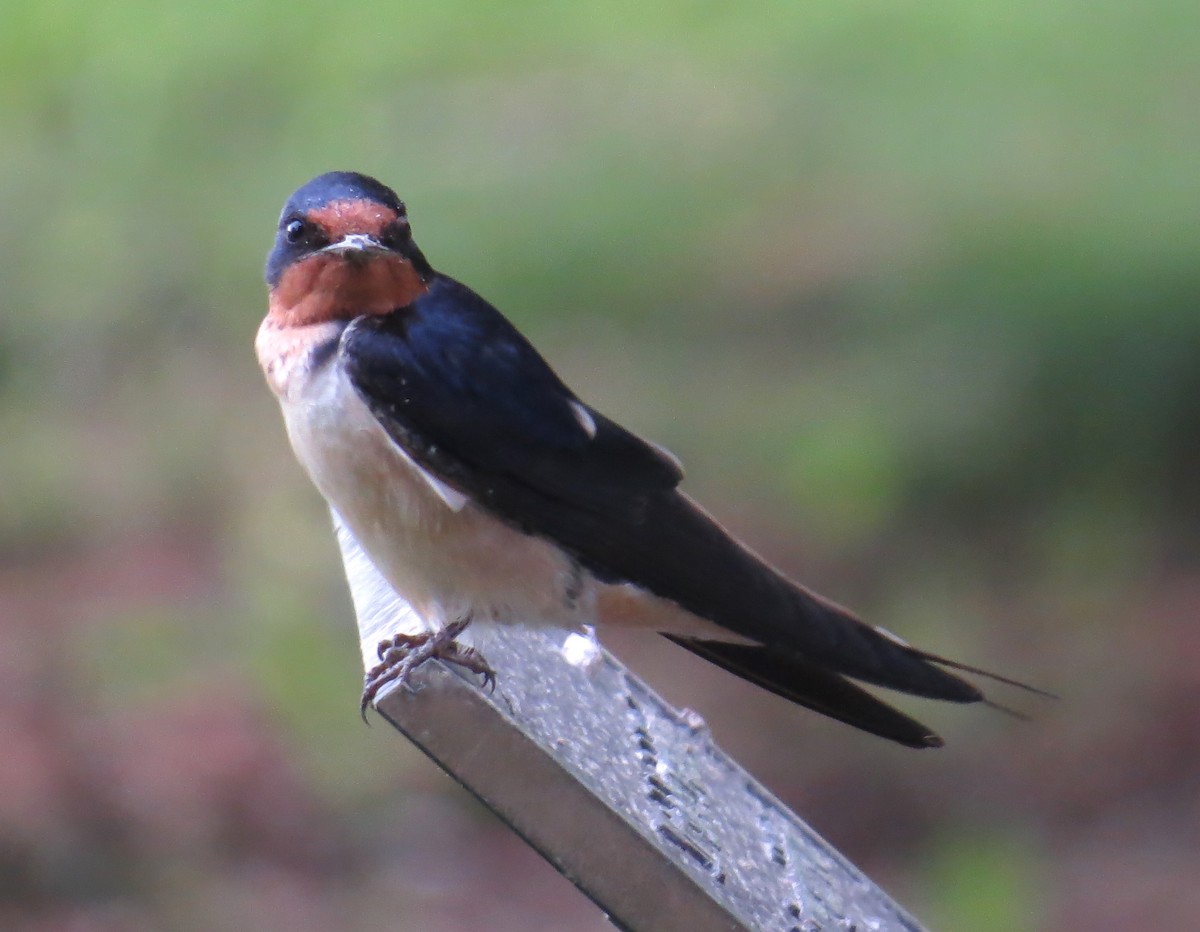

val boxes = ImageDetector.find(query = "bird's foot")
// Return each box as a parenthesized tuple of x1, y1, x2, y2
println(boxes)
(360, 618, 495, 721)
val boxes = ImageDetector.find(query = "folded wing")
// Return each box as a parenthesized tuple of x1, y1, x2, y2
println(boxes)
(341, 275, 997, 744)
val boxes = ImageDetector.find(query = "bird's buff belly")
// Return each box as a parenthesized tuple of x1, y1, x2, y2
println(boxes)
(264, 333, 739, 643)
(278, 367, 594, 631)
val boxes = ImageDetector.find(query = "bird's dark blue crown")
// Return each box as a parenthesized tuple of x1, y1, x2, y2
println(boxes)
(280, 171, 405, 219)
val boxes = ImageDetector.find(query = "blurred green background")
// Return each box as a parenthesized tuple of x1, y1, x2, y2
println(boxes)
(2, 1, 1198, 929)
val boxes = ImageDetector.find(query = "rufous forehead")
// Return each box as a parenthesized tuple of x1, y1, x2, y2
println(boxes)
(305, 199, 400, 239)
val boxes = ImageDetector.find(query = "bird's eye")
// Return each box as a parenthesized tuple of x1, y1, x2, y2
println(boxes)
(284, 218, 308, 244)
(382, 218, 411, 249)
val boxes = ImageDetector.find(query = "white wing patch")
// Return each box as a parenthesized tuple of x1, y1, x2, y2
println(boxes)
(421, 468, 471, 512)
(391, 443, 471, 511)
(569, 400, 598, 439)
(570, 398, 683, 478)
(873, 625, 911, 647)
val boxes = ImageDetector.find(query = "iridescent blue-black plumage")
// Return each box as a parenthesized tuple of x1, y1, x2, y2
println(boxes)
(343, 276, 682, 516)
(287, 171, 406, 217)
(339, 276, 988, 745)
(264, 170, 1046, 748)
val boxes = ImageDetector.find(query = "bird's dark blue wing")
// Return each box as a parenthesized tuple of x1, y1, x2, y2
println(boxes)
(342, 274, 989, 711)
(341, 275, 683, 522)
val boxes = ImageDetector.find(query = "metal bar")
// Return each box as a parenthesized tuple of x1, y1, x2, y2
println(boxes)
(336, 516, 926, 932)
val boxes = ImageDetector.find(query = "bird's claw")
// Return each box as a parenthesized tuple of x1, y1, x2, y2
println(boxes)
(360, 619, 496, 721)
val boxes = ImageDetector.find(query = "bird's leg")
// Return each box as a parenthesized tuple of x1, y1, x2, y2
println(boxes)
(360, 617, 495, 720)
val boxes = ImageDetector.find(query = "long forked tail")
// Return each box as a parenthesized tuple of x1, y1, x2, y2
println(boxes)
(897, 641, 1058, 699)
(664, 632, 1055, 749)
(664, 636, 947, 748)
(721, 562, 1058, 719)
(896, 641, 1058, 721)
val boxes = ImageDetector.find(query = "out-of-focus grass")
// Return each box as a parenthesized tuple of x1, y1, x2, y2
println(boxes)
(1, 1, 1197, 928)
(918, 829, 1046, 932)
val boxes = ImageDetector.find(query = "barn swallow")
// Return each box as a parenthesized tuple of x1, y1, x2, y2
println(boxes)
(256, 171, 1045, 748)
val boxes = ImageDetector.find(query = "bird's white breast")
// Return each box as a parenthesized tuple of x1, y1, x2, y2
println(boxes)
(259, 319, 589, 631)
(256, 317, 745, 645)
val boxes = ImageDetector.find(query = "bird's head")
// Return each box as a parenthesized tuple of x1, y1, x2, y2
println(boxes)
(265, 171, 431, 327)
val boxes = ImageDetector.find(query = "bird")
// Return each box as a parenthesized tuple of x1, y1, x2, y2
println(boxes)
(255, 170, 1046, 749)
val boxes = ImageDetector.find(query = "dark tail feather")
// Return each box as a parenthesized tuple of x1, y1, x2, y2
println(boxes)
(664, 636, 945, 749)
(766, 586, 1058, 708)
(982, 697, 1032, 721)
(900, 644, 1060, 699)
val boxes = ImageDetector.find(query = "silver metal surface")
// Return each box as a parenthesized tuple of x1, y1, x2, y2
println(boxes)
(335, 516, 926, 932)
